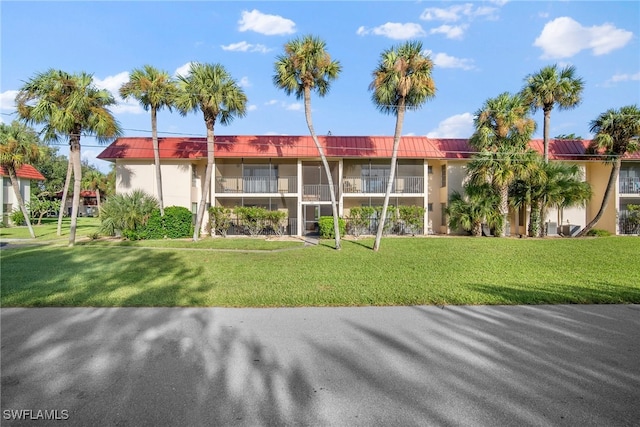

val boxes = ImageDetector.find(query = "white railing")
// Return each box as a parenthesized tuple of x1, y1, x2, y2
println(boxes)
(342, 176, 424, 194)
(216, 176, 297, 193)
(302, 184, 338, 201)
(619, 177, 640, 194)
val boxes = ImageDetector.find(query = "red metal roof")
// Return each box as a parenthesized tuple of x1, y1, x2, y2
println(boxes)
(0, 164, 46, 180)
(97, 136, 640, 162)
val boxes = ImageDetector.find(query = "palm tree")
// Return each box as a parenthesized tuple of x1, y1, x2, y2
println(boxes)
(120, 65, 178, 216)
(447, 182, 501, 237)
(16, 69, 121, 246)
(82, 169, 109, 215)
(468, 92, 537, 236)
(521, 64, 584, 163)
(0, 121, 41, 238)
(175, 63, 247, 241)
(577, 105, 640, 236)
(273, 35, 343, 249)
(369, 40, 436, 251)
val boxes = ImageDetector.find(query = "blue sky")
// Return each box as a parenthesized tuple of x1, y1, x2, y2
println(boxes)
(1, 1, 638, 172)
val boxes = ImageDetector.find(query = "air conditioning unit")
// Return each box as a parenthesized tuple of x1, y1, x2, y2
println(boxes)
(546, 222, 558, 235)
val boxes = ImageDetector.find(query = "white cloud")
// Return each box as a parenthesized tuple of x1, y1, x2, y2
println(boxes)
(357, 22, 426, 40)
(426, 113, 474, 138)
(265, 100, 278, 106)
(94, 72, 143, 115)
(534, 17, 633, 59)
(605, 71, 640, 86)
(175, 62, 193, 78)
(429, 24, 467, 40)
(238, 9, 296, 35)
(427, 51, 476, 70)
(221, 41, 271, 53)
(420, 3, 499, 22)
(247, 104, 257, 112)
(238, 76, 251, 88)
(285, 102, 303, 111)
(0, 90, 18, 111)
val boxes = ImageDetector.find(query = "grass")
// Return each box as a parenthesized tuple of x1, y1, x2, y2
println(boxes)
(0, 217, 102, 241)
(2, 227, 639, 307)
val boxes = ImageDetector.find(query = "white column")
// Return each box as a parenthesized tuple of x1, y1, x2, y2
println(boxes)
(297, 160, 303, 236)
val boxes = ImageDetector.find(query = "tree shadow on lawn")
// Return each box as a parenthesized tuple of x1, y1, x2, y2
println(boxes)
(307, 304, 640, 426)
(465, 282, 640, 305)
(1, 307, 322, 426)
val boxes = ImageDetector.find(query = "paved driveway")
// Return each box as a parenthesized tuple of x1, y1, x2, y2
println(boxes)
(1, 305, 639, 426)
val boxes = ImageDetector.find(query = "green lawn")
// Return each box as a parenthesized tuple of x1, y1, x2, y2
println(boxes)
(2, 233, 639, 307)
(0, 217, 102, 241)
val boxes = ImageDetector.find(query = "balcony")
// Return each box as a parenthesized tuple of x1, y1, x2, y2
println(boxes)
(619, 177, 640, 194)
(342, 176, 424, 194)
(302, 185, 338, 201)
(215, 176, 297, 194)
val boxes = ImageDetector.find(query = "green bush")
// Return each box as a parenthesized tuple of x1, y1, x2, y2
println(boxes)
(209, 206, 233, 237)
(318, 216, 346, 239)
(10, 209, 26, 226)
(235, 206, 267, 236)
(398, 205, 425, 235)
(264, 210, 287, 236)
(163, 206, 193, 238)
(99, 190, 159, 238)
(586, 229, 612, 237)
(347, 206, 375, 238)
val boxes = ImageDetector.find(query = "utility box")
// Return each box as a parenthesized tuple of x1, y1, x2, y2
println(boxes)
(546, 222, 558, 235)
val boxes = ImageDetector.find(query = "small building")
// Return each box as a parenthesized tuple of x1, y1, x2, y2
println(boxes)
(1, 164, 46, 226)
(55, 190, 101, 217)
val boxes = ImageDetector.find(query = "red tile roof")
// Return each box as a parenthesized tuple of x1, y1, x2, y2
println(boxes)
(0, 164, 46, 180)
(54, 190, 98, 198)
(97, 136, 640, 162)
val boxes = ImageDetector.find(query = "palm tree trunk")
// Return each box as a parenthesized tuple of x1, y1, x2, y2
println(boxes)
(151, 107, 164, 216)
(577, 158, 620, 237)
(57, 159, 73, 236)
(543, 108, 551, 163)
(9, 168, 36, 238)
(374, 100, 405, 251)
(68, 136, 82, 246)
(528, 199, 540, 237)
(303, 87, 341, 250)
(193, 121, 214, 241)
(497, 183, 509, 237)
(95, 188, 101, 215)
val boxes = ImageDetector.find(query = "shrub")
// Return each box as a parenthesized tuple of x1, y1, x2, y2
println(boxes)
(10, 209, 25, 226)
(163, 206, 193, 238)
(236, 206, 267, 236)
(209, 206, 233, 237)
(347, 206, 375, 238)
(265, 210, 287, 236)
(375, 206, 397, 236)
(398, 205, 425, 235)
(99, 190, 158, 238)
(586, 229, 612, 237)
(318, 216, 346, 239)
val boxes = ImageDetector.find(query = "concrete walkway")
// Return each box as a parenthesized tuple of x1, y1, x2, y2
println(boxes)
(1, 305, 639, 426)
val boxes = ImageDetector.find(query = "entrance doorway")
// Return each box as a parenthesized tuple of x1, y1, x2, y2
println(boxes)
(304, 205, 320, 235)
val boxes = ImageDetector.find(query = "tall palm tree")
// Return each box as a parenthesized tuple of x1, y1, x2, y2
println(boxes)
(468, 92, 537, 236)
(273, 35, 343, 249)
(16, 69, 121, 246)
(521, 64, 584, 163)
(175, 62, 247, 241)
(0, 121, 41, 238)
(120, 65, 178, 216)
(577, 105, 640, 236)
(369, 40, 436, 251)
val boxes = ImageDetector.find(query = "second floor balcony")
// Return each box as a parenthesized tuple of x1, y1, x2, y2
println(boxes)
(216, 176, 297, 194)
(343, 176, 424, 194)
(620, 177, 640, 194)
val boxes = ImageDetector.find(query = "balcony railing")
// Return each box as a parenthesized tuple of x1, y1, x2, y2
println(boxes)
(619, 177, 640, 194)
(216, 176, 297, 194)
(302, 184, 338, 201)
(342, 176, 424, 194)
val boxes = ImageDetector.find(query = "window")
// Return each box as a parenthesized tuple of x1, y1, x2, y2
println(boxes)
(441, 203, 447, 226)
(428, 165, 433, 174)
(243, 165, 277, 192)
(362, 166, 390, 193)
(428, 203, 433, 212)
(192, 165, 198, 186)
(441, 165, 447, 188)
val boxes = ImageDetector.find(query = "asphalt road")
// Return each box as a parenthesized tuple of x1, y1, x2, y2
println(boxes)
(1, 305, 639, 426)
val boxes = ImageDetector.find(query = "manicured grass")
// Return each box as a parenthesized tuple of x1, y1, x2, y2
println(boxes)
(0, 217, 102, 241)
(2, 235, 639, 307)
